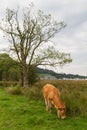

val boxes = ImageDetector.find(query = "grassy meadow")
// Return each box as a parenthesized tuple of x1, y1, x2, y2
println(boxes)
(0, 80, 87, 130)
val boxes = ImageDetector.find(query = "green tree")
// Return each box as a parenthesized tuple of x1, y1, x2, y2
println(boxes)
(0, 3, 72, 87)
(0, 53, 21, 81)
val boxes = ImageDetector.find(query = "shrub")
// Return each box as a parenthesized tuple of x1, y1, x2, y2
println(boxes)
(6, 85, 22, 95)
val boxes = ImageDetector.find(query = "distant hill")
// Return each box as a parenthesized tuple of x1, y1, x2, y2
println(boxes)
(36, 67, 87, 79)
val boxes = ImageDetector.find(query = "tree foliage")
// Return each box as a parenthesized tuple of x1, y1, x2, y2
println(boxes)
(0, 53, 21, 81)
(0, 53, 38, 85)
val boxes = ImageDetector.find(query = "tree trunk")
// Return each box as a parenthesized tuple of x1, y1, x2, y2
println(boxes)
(22, 66, 29, 87)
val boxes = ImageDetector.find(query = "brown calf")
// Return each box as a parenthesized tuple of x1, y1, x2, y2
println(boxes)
(43, 84, 66, 119)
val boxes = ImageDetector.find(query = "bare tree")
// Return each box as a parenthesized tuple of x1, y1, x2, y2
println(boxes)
(0, 4, 72, 87)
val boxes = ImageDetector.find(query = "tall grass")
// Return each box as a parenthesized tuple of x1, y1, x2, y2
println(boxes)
(6, 80, 87, 117)
(26, 80, 87, 117)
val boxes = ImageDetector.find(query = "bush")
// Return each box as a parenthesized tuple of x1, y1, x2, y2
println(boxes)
(6, 85, 22, 95)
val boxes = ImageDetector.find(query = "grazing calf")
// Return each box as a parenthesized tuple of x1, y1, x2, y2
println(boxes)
(43, 84, 66, 119)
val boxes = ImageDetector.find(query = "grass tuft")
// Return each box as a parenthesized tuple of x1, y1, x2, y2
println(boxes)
(6, 85, 22, 95)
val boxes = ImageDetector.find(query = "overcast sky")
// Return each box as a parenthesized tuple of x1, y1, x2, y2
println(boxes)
(0, 0, 87, 76)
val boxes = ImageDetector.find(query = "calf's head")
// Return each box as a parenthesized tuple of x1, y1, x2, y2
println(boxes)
(56, 104, 66, 119)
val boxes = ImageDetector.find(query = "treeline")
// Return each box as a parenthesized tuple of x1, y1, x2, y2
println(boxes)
(37, 67, 87, 79)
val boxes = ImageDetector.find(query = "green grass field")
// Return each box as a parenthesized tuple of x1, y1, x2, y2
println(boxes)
(0, 82, 87, 130)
